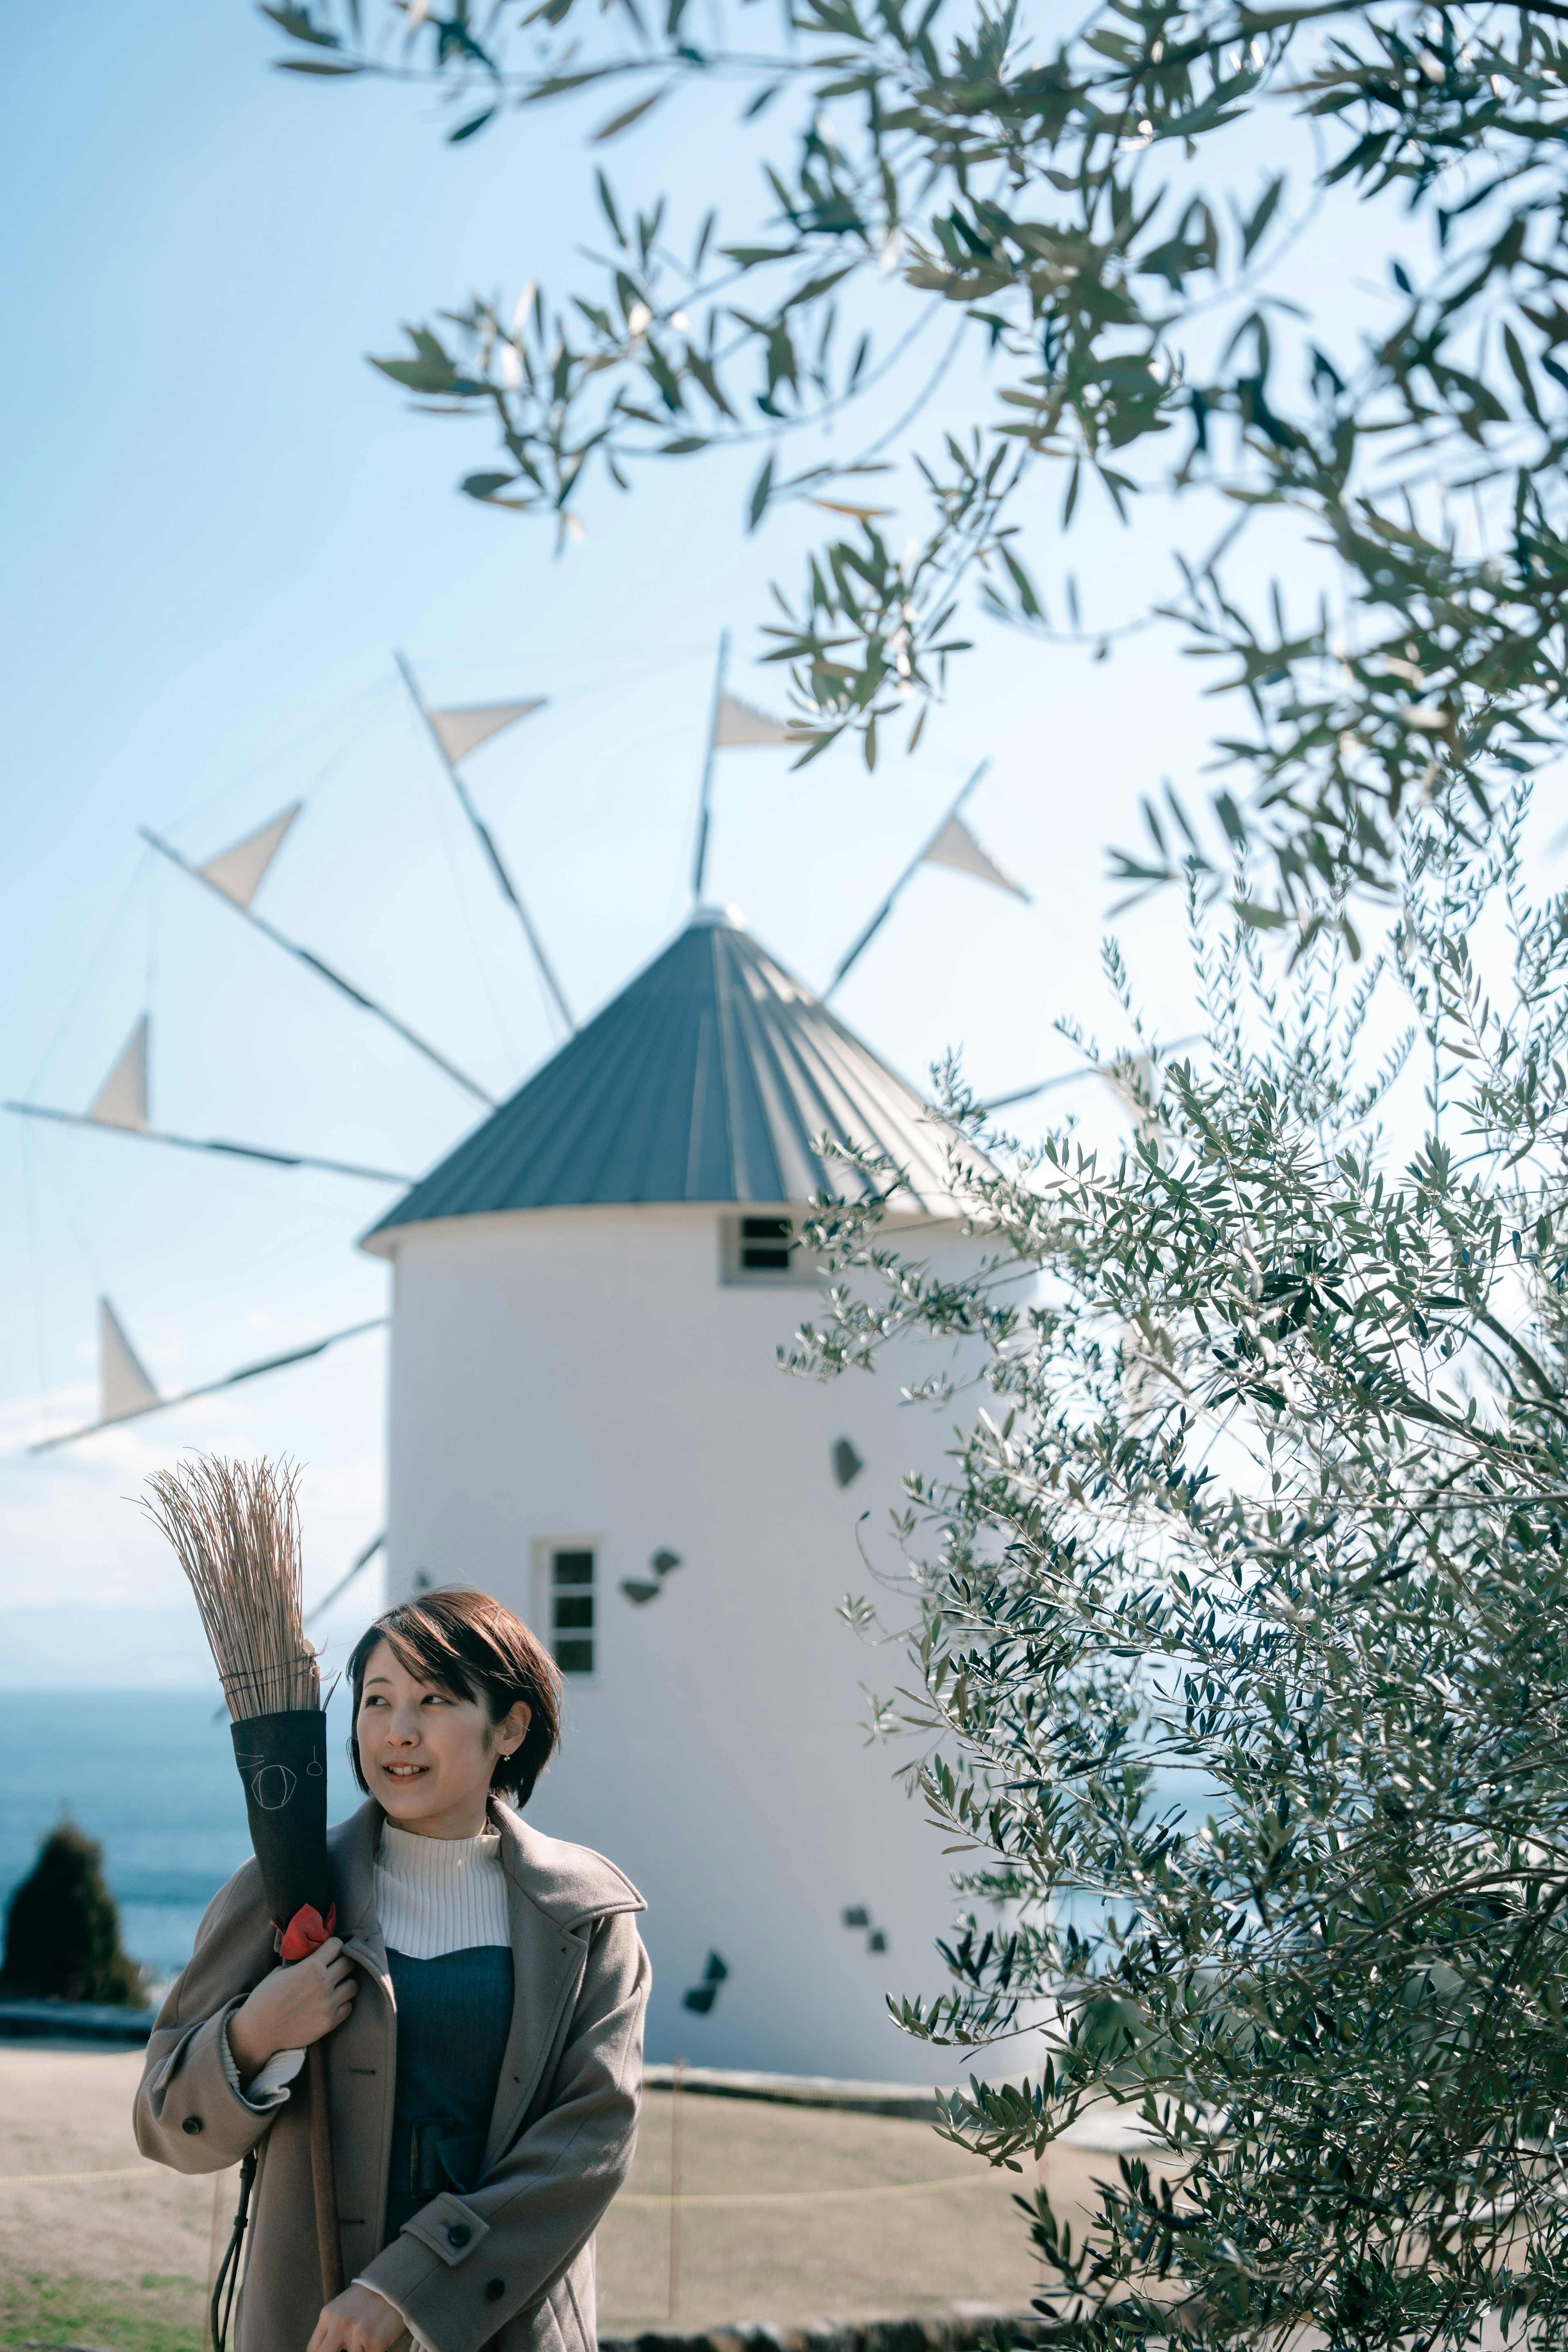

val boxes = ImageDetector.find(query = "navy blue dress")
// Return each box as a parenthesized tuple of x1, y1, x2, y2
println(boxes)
(383, 1945, 516, 2243)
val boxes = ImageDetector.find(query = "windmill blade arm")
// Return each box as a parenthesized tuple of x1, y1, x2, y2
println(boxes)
(27, 1317, 388, 1454)
(690, 630, 730, 903)
(211, 1318, 386, 1389)
(826, 900, 896, 999)
(394, 652, 575, 1036)
(139, 826, 495, 1107)
(824, 759, 991, 1000)
(980, 1071, 1096, 1111)
(3, 1102, 90, 1135)
(981, 1036, 1203, 1113)
(305, 1531, 385, 1626)
(295, 949, 376, 1012)
(4, 1101, 409, 1184)
(470, 815, 576, 1037)
(203, 1140, 411, 1183)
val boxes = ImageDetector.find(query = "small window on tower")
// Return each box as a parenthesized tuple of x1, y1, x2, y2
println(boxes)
(741, 1216, 793, 1271)
(550, 1549, 595, 1675)
(721, 1215, 822, 1285)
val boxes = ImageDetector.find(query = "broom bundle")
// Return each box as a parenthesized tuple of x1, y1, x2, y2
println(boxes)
(145, 1455, 318, 1721)
(143, 1453, 344, 2309)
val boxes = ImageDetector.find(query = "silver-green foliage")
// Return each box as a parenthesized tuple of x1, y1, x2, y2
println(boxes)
(788, 803, 1568, 2349)
(268, 0, 1568, 938)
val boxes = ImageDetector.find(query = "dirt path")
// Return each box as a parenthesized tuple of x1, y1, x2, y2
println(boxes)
(0, 2044, 1133, 2350)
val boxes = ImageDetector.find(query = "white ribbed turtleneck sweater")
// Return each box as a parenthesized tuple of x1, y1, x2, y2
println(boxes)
(374, 1819, 510, 1958)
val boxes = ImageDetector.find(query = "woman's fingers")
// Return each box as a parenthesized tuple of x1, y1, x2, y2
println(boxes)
(310, 2285, 407, 2352)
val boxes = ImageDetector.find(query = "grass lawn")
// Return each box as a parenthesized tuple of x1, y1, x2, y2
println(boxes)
(0, 2268, 205, 2352)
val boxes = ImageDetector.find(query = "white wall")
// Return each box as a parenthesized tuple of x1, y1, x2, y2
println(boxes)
(380, 1200, 991, 2081)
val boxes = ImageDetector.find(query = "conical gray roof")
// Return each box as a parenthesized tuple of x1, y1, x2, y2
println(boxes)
(363, 907, 961, 1243)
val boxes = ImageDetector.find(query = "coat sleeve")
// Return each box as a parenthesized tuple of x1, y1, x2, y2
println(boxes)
(133, 1857, 290, 2174)
(355, 1905, 651, 2352)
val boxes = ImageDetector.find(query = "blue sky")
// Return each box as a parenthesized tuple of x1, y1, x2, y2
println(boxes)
(1, 3, 1411, 1669)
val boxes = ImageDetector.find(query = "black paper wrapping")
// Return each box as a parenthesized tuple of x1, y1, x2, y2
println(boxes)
(229, 1709, 332, 1931)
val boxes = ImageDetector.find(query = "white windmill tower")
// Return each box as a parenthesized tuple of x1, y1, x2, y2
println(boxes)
(361, 900, 1012, 2077)
(16, 646, 1041, 2078)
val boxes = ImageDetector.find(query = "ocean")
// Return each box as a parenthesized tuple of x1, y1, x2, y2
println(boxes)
(0, 1686, 358, 1993)
(0, 1689, 1223, 1999)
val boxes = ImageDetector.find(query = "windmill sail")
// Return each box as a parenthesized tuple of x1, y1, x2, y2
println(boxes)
(922, 813, 1030, 901)
(100, 1297, 160, 1422)
(87, 1016, 150, 1131)
(200, 804, 301, 909)
(712, 693, 791, 748)
(428, 700, 545, 764)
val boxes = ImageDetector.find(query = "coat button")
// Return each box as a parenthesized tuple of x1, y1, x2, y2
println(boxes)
(182, 2116, 203, 2135)
(447, 2223, 471, 2247)
(486, 2278, 505, 2302)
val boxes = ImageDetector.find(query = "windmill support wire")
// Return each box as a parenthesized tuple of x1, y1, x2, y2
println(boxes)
(982, 1037, 1201, 1113)
(3, 1100, 411, 1186)
(29, 1316, 388, 1455)
(394, 652, 576, 1038)
(305, 1530, 385, 1628)
(824, 760, 992, 1001)
(138, 827, 495, 1109)
(690, 632, 730, 904)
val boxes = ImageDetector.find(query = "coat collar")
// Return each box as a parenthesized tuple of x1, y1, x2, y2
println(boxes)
(328, 1795, 646, 1938)
(488, 1798, 646, 1929)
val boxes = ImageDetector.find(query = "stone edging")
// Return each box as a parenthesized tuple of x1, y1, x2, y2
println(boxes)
(601, 2318, 1044, 2352)
(642, 2066, 946, 2123)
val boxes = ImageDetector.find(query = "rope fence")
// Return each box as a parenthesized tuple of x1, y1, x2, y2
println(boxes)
(0, 2165, 1000, 2205)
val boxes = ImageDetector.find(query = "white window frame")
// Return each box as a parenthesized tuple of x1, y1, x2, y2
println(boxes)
(532, 1538, 599, 1679)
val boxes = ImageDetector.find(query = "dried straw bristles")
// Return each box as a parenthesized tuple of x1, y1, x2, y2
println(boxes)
(143, 1454, 319, 1722)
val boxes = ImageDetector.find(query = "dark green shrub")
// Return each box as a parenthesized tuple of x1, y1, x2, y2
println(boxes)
(0, 1821, 145, 2006)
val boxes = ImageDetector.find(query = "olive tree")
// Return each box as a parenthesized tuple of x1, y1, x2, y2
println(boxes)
(266, 0, 1568, 937)
(779, 795, 1568, 2350)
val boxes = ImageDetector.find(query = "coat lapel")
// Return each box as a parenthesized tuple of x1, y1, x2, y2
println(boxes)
(482, 1813, 586, 2171)
(332, 1798, 393, 2000)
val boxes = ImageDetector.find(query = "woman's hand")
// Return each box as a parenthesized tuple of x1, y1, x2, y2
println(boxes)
(227, 1937, 358, 2079)
(306, 2283, 408, 2352)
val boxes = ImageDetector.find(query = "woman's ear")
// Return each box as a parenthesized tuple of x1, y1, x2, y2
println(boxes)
(495, 1699, 532, 1759)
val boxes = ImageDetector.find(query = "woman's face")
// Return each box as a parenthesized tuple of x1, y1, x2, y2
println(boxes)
(356, 1638, 531, 1840)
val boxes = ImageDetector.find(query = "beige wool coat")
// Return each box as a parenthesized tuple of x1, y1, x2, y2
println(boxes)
(134, 1796, 650, 2352)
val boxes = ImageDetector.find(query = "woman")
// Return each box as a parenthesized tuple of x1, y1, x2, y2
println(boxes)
(135, 1588, 650, 2352)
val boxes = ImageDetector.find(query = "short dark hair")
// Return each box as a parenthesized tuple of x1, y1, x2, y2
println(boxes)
(346, 1588, 562, 1807)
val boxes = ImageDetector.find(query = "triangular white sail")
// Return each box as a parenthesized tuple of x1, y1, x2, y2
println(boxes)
(713, 693, 792, 748)
(429, 700, 546, 764)
(87, 1015, 149, 1131)
(922, 814, 1030, 902)
(99, 1297, 160, 1423)
(199, 803, 301, 909)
